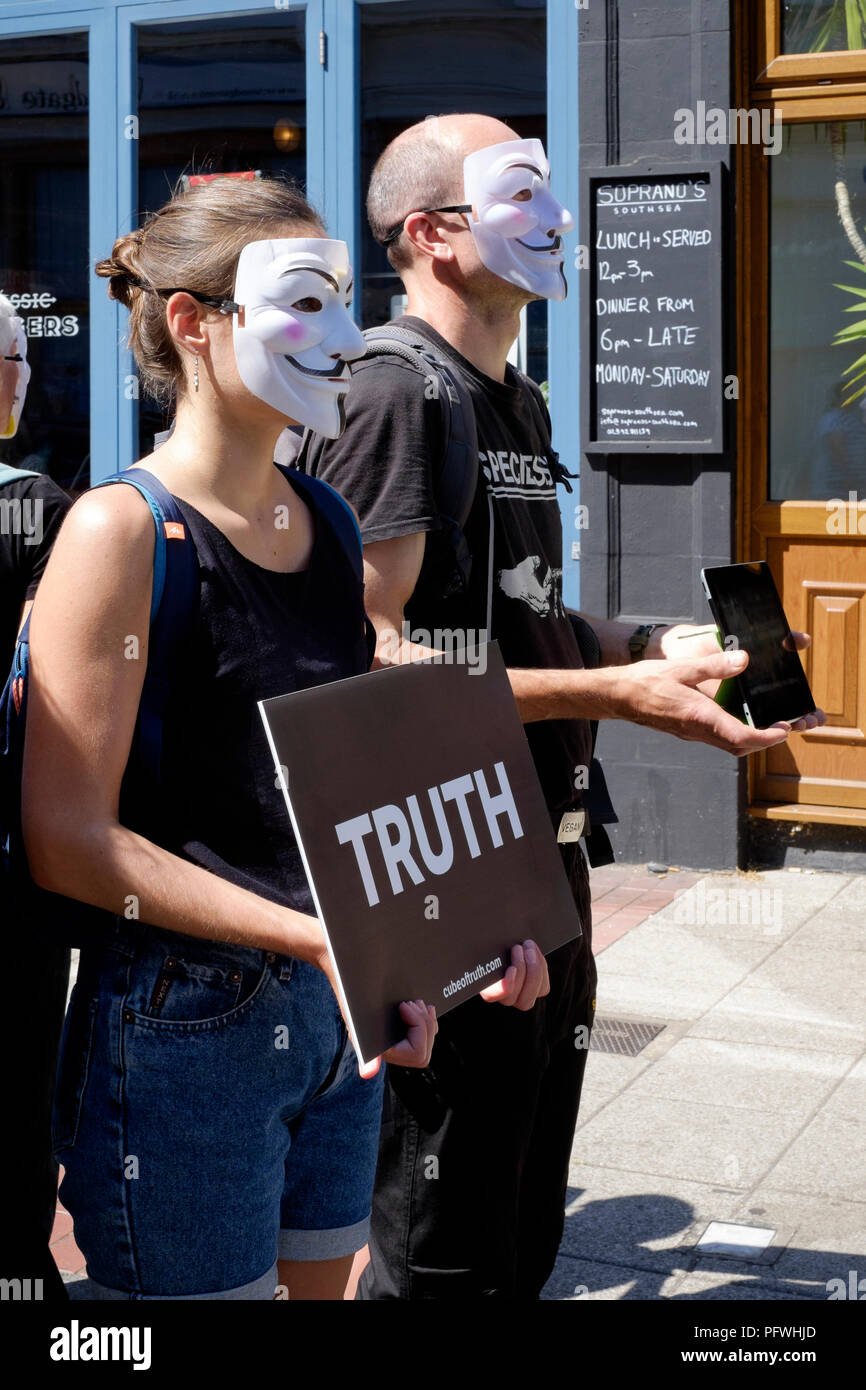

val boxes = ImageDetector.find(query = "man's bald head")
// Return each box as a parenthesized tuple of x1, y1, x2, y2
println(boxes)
(367, 113, 519, 271)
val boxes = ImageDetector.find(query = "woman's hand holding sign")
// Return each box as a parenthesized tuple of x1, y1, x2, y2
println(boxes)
(315, 944, 438, 1078)
(370, 1000, 439, 1077)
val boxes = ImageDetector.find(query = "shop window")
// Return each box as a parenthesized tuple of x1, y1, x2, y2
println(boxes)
(770, 120, 866, 500)
(782, 0, 866, 54)
(359, 0, 548, 382)
(136, 11, 306, 450)
(0, 32, 88, 492)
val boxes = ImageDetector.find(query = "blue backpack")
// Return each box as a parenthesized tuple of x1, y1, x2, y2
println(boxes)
(0, 463, 363, 946)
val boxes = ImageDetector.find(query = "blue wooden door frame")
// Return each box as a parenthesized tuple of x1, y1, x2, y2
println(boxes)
(1, 0, 580, 604)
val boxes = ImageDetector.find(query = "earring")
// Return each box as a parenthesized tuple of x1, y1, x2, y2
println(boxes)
(193, 353, 199, 393)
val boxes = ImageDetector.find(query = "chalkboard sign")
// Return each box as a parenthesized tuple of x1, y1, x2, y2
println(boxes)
(583, 164, 724, 453)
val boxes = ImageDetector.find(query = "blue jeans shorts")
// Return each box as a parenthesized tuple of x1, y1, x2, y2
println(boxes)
(53, 918, 385, 1299)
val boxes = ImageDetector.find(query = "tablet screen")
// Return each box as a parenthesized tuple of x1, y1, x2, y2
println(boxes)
(701, 562, 816, 727)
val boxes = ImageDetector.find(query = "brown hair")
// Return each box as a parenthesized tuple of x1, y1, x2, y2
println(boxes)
(95, 175, 324, 407)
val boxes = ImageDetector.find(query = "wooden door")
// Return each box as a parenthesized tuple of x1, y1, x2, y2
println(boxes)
(739, 3, 866, 827)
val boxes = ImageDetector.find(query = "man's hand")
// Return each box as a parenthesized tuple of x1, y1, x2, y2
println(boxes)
(315, 946, 437, 1078)
(610, 649, 805, 754)
(480, 940, 550, 1010)
(658, 626, 825, 733)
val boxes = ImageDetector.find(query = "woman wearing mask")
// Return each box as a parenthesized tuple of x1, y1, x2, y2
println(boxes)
(21, 177, 437, 1301)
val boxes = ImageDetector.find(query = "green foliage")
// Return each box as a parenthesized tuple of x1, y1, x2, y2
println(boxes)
(786, 7, 866, 399)
(785, 0, 866, 53)
(833, 262, 866, 402)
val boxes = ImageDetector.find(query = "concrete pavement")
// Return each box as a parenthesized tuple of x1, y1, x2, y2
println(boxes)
(544, 865, 866, 1301)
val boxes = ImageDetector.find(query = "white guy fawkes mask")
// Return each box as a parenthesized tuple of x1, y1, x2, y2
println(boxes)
(462, 139, 574, 301)
(0, 312, 31, 439)
(232, 238, 364, 439)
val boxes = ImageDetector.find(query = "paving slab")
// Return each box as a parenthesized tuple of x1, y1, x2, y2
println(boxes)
(648, 870, 847, 942)
(596, 922, 775, 1020)
(689, 945, 866, 1055)
(758, 1111, 866, 1204)
(818, 875, 866, 910)
(787, 898, 866, 954)
(579, 1048, 654, 1096)
(617, 1036, 853, 1117)
(728, 1189, 866, 1296)
(569, 1084, 613, 1127)
(570, 1092, 810, 1190)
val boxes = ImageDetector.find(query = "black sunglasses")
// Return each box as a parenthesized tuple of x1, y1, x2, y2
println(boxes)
(127, 276, 240, 315)
(381, 203, 472, 247)
(153, 286, 240, 315)
(3, 353, 23, 362)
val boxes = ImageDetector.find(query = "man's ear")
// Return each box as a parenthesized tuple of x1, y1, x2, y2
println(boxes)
(402, 210, 458, 263)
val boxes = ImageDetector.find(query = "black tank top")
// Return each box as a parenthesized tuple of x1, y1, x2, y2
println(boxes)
(145, 469, 372, 917)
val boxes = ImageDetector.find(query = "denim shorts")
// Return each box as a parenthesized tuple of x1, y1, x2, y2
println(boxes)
(53, 918, 385, 1299)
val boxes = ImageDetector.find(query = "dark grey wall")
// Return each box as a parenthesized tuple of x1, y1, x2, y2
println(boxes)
(579, 0, 742, 869)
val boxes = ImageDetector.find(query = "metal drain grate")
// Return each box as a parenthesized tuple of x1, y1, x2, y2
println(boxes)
(590, 1017, 665, 1056)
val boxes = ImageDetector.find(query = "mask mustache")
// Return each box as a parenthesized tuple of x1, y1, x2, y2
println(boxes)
(283, 354, 350, 380)
(516, 233, 563, 253)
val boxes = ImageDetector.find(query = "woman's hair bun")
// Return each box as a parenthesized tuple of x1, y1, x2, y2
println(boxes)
(95, 231, 147, 306)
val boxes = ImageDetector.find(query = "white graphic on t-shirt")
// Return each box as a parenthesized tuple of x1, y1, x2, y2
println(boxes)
(480, 448, 556, 500)
(497, 555, 564, 618)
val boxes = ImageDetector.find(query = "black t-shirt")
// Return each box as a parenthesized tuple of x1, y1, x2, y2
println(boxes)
(136, 474, 374, 917)
(0, 472, 71, 671)
(302, 316, 592, 818)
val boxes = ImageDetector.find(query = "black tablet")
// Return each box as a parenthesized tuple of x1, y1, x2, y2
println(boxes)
(700, 562, 816, 728)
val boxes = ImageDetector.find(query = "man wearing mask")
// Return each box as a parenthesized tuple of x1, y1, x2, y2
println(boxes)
(301, 114, 821, 1300)
(0, 293, 72, 1301)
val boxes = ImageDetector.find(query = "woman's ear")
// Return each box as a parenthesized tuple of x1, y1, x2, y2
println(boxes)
(164, 291, 210, 354)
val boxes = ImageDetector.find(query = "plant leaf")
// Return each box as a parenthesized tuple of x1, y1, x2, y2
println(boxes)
(834, 320, 866, 339)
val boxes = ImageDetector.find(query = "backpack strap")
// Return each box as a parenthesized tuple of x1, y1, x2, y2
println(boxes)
(281, 466, 363, 584)
(91, 467, 198, 795)
(361, 325, 480, 592)
(516, 372, 577, 494)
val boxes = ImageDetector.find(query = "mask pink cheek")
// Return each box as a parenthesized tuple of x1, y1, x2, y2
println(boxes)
(480, 202, 536, 238)
(278, 317, 312, 347)
(248, 309, 317, 353)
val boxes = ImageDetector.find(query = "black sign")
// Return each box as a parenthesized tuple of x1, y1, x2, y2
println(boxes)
(583, 163, 724, 453)
(259, 645, 582, 1066)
